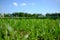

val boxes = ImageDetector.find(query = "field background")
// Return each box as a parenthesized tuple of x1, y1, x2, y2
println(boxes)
(0, 18, 60, 40)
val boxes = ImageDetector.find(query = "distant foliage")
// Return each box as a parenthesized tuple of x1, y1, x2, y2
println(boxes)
(46, 13, 60, 19)
(0, 12, 60, 19)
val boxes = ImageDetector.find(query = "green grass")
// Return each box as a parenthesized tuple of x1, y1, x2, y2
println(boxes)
(0, 18, 60, 40)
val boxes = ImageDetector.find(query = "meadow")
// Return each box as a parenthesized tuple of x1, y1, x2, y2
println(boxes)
(0, 18, 60, 40)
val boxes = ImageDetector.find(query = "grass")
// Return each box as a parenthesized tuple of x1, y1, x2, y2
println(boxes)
(0, 18, 60, 40)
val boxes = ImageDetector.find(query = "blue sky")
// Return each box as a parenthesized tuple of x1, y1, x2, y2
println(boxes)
(0, 0, 60, 14)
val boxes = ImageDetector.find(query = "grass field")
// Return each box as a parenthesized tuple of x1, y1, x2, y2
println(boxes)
(0, 18, 60, 40)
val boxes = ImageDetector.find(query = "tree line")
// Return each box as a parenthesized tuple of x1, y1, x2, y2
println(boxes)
(0, 12, 60, 19)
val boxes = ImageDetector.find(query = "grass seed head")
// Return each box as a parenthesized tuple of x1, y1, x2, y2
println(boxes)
(24, 34, 29, 39)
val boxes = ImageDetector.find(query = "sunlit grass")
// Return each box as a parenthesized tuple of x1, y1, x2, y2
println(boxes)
(0, 18, 60, 40)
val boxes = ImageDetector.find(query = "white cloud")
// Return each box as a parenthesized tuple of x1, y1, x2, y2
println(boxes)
(20, 3, 27, 6)
(31, 3, 36, 6)
(13, 2, 18, 6)
(12, 2, 36, 7)
(29, 2, 36, 6)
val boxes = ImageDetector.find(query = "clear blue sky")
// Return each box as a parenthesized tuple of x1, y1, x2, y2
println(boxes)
(0, 0, 60, 14)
